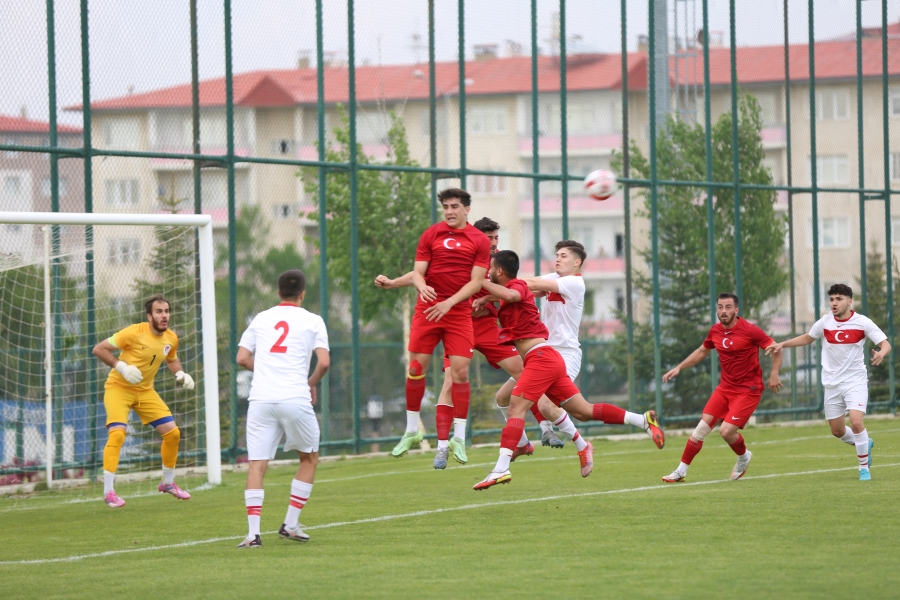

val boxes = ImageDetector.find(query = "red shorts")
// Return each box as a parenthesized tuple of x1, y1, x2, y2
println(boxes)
(442, 317, 520, 371)
(409, 308, 474, 358)
(511, 345, 580, 406)
(703, 387, 762, 429)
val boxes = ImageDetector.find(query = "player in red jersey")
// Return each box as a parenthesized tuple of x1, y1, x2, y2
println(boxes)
(660, 293, 783, 483)
(386, 188, 492, 459)
(375, 217, 521, 468)
(473, 250, 637, 490)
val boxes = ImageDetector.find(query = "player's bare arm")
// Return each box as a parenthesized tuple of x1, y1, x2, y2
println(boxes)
(766, 342, 784, 392)
(412, 260, 437, 302)
(871, 340, 891, 366)
(307, 347, 330, 405)
(522, 277, 559, 294)
(480, 279, 522, 304)
(662, 344, 712, 382)
(375, 271, 414, 289)
(765, 333, 815, 356)
(236, 346, 254, 372)
(424, 265, 488, 322)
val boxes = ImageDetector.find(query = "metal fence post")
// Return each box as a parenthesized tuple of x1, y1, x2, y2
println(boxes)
(224, 0, 239, 463)
(348, 0, 362, 454)
(621, 0, 636, 412)
(315, 0, 331, 448)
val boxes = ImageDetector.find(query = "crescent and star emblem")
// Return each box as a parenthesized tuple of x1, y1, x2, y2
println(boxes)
(835, 331, 846, 342)
(722, 338, 733, 349)
(443, 237, 462, 249)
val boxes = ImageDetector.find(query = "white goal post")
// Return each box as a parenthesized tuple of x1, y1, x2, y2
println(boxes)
(0, 212, 221, 486)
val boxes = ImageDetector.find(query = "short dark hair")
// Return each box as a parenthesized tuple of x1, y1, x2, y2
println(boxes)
(555, 240, 587, 265)
(278, 269, 306, 299)
(437, 187, 472, 207)
(144, 294, 170, 315)
(473, 217, 500, 233)
(828, 283, 853, 298)
(491, 250, 519, 279)
(717, 292, 739, 306)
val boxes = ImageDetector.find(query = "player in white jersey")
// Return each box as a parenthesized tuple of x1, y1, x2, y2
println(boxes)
(478, 240, 664, 457)
(768, 284, 890, 481)
(234, 269, 330, 547)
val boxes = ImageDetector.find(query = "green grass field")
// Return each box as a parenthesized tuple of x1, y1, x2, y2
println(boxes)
(3, 419, 900, 599)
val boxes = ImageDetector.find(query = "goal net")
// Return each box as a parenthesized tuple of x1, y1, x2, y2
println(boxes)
(0, 212, 220, 495)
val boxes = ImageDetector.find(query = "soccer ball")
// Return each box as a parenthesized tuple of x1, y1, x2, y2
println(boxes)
(584, 169, 618, 201)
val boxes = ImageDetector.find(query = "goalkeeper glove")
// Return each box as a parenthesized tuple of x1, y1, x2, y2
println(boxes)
(115, 361, 143, 385)
(175, 371, 195, 390)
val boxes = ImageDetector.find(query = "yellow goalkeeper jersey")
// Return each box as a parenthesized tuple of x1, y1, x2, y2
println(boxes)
(105, 323, 179, 391)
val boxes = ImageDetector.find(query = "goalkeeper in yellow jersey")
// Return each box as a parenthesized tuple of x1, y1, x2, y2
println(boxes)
(92, 294, 195, 508)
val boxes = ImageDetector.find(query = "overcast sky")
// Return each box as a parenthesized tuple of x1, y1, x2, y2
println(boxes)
(1, 0, 898, 127)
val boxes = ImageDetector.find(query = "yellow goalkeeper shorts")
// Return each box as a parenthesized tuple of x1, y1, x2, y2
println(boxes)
(104, 384, 173, 428)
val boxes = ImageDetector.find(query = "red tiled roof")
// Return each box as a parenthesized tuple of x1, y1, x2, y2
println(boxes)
(72, 35, 900, 112)
(0, 114, 81, 134)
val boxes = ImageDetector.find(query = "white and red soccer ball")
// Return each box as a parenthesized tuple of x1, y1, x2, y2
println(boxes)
(584, 169, 618, 201)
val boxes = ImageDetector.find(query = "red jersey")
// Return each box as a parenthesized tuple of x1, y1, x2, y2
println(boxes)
(496, 279, 549, 345)
(703, 317, 774, 393)
(416, 221, 491, 312)
(471, 271, 499, 320)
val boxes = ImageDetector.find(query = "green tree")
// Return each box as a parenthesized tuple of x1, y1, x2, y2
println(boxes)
(300, 107, 432, 327)
(610, 93, 788, 414)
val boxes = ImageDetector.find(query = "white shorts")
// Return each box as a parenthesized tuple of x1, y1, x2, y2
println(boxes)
(555, 348, 582, 381)
(823, 382, 869, 420)
(246, 402, 320, 460)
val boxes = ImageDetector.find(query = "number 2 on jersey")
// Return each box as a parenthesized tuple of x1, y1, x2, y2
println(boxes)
(270, 321, 289, 353)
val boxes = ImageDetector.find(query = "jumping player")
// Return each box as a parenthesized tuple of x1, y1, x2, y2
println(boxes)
(661, 292, 783, 483)
(375, 217, 520, 469)
(767, 284, 890, 481)
(235, 269, 330, 548)
(515, 241, 665, 453)
(474, 250, 643, 490)
(92, 294, 195, 508)
(387, 188, 492, 460)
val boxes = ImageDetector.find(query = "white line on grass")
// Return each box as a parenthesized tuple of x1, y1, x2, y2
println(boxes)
(4, 461, 897, 566)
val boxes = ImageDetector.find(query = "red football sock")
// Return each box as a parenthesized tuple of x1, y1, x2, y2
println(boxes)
(729, 434, 747, 456)
(405, 377, 426, 412)
(681, 438, 704, 465)
(435, 404, 453, 441)
(592, 403, 626, 424)
(530, 404, 548, 423)
(451, 382, 470, 420)
(501, 418, 525, 451)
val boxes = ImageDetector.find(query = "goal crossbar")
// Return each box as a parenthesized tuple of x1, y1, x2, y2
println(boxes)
(0, 212, 222, 485)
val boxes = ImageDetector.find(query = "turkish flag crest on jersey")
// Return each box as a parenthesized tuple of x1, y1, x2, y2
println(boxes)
(823, 329, 867, 344)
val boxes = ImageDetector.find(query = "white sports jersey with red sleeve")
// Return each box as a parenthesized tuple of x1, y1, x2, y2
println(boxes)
(540, 273, 585, 353)
(238, 303, 330, 405)
(808, 311, 887, 387)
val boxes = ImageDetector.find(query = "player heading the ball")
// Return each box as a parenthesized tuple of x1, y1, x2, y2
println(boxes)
(390, 188, 492, 459)
(766, 284, 890, 482)
(92, 294, 196, 508)
(235, 269, 330, 548)
(661, 293, 783, 484)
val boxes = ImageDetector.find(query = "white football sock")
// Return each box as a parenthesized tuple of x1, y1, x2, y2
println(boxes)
(839, 429, 855, 445)
(495, 448, 513, 472)
(437, 439, 449, 449)
(624, 411, 645, 428)
(553, 413, 579, 440)
(571, 432, 588, 451)
(405, 410, 419, 433)
(162, 467, 175, 485)
(284, 479, 312, 529)
(245, 489, 264, 537)
(518, 431, 530, 447)
(854, 429, 870, 469)
(103, 470, 115, 495)
(453, 418, 467, 440)
(539, 420, 553, 434)
(497, 405, 508, 420)
(676, 462, 689, 476)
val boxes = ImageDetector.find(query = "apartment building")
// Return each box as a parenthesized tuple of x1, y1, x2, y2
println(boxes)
(72, 23, 900, 334)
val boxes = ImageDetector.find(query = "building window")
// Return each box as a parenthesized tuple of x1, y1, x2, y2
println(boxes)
(3, 137, 19, 158)
(583, 288, 595, 319)
(107, 238, 142, 265)
(470, 174, 506, 194)
(468, 106, 507, 135)
(103, 117, 142, 150)
(807, 217, 850, 249)
(808, 155, 848, 186)
(41, 177, 68, 197)
(3, 175, 21, 196)
(891, 218, 900, 246)
(614, 233, 624, 258)
(418, 110, 448, 137)
(810, 90, 849, 121)
(808, 281, 842, 313)
(274, 204, 295, 218)
(271, 139, 297, 155)
(105, 179, 139, 206)
(891, 88, 900, 117)
(615, 288, 625, 313)
(891, 153, 900, 181)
